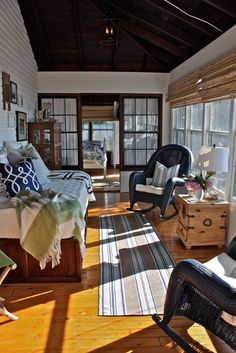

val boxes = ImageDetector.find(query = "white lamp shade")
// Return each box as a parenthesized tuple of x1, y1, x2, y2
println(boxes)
(197, 146, 229, 172)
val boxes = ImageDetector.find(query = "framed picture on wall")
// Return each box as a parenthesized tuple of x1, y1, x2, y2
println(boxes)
(10, 81, 18, 104)
(16, 111, 27, 141)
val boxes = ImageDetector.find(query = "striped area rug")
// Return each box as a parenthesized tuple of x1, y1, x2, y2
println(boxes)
(99, 213, 175, 316)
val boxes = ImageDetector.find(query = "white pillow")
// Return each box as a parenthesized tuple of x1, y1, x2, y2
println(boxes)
(152, 161, 180, 187)
(0, 148, 9, 165)
(4, 140, 27, 150)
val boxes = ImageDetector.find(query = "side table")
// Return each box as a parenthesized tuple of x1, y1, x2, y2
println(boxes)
(176, 194, 229, 249)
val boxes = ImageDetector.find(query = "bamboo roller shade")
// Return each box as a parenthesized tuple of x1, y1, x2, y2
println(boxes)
(82, 105, 114, 120)
(167, 48, 236, 107)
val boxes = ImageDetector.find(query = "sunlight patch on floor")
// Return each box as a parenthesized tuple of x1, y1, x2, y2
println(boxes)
(188, 323, 218, 352)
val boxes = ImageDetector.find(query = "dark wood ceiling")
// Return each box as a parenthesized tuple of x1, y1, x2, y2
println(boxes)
(18, 0, 236, 72)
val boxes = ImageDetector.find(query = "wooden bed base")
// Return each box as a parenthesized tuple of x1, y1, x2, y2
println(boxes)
(0, 238, 82, 283)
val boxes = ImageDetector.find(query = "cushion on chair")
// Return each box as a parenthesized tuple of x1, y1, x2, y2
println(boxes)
(204, 252, 236, 286)
(0, 157, 42, 196)
(152, 161, 180, 187)
(135, 184, 164, 195)
(204, 253, 236, 327)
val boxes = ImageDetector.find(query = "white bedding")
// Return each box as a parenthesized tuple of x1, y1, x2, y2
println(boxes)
(0, 178, 89, 240)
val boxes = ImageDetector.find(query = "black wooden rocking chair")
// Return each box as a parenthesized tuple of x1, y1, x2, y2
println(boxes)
(152, 236, 236, 352)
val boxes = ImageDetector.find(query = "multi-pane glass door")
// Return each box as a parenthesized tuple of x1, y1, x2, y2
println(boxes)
(122, 96, 161, 168)
(40, 97, 78, 167)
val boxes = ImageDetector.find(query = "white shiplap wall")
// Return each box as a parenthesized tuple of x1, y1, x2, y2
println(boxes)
(0, 0, 38, 145)
(169, 25, 236, 83)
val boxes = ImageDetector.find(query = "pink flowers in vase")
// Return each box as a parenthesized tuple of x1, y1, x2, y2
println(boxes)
(185, 172, 215, 193)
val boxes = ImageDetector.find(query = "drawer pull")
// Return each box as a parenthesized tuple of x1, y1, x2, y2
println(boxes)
(203, 218, 212, 227)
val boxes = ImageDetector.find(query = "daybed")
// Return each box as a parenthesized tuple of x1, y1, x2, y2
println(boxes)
(0, 141, 95, 283)
(83, 140, 107, 177)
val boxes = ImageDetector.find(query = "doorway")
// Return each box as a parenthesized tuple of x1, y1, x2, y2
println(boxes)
(81, 94, 120, 192)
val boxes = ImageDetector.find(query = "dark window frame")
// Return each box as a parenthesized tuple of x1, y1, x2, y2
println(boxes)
(120, 94, 162, 170)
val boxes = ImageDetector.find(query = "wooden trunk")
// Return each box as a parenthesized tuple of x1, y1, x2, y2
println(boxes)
(176, 194, 229, 249)
(0, 238, 82, 283)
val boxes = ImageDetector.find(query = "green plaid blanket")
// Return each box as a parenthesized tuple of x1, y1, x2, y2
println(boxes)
(12, 189, 84, 269)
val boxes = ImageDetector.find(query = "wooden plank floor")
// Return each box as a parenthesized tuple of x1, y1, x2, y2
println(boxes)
(0, 192, 234, 353)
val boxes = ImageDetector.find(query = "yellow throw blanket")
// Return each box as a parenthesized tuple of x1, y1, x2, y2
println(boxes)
(12, 189, 85, 269)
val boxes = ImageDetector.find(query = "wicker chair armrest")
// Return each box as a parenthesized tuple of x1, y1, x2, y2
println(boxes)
(160, 177, 185, 217)
(226, 236, 236, 260)
(163, 259, 236, 323)
(129, 171, 146, 187)
(163, 177, 185, 194)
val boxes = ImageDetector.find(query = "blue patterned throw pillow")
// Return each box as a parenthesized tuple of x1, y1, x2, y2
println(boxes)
(0, 157, 42, 196)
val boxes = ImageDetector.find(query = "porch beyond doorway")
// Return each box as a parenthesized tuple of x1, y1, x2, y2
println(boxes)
(90, 167, 120, 192)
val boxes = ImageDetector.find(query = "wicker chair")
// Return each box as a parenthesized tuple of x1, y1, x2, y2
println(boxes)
(152, 236, 236, 352)
(128, 144, 193, 219)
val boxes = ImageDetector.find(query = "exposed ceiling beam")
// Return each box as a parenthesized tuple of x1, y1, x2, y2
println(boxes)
(126, 31, 180, 68)
(145, 0, 222, 36)
(123, 31, 171, 71)
(112, 28, 119, 70)
(142, 53, 148, 71)
(71, 0, 84, 69)
(120, 19, 190, 59)
(100, 0, 204, 50)
(29, 0, 52, 67)
(200, 0, 236, 18)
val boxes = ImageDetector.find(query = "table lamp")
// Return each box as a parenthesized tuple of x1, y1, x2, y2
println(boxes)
(197, 145, 229, 173)
(197, 145, 229, 199)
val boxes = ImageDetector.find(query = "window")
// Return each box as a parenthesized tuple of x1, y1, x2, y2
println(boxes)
(188, 104, 204, 164)
(206, 100, 231, 192)
(172, 103, 204, 165)
(82, 121, 89, 141)
(172, 106, 186, 145)
(172, 99, 234, 195)
(92, 121, 114, 151)
(82, 121, 114, 151)
(206, 100, 230, 147)
(122, 96, 161, 167)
